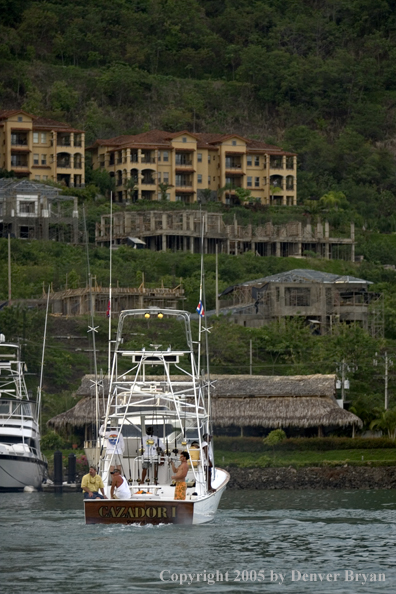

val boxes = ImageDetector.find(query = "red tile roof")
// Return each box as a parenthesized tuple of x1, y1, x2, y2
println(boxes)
(87, 129, 295, 155)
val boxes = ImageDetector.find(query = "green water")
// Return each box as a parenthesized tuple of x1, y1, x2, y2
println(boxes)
(0, 490, 395, 593)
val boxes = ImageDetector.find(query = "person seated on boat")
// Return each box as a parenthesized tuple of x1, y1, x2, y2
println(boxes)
(202, 434, 215, 493)
(81, 466, 107, 500)
(110, 468, 131, 499)
(189, 441, 200, 469)
(140, 426, 164, 485)
(171, 451, 190, 501)
(99, 423, 125, 473)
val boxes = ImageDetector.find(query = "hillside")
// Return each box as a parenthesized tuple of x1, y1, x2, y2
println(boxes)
(1, 1, 396, 228)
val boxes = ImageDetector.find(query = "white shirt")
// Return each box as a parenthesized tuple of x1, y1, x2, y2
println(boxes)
(113, 475, 131, 499)
(141, 434, 164, 459)
(99, 425, 125, 454)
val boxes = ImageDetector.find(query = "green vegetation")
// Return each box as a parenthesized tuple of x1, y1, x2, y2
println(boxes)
(2, 0, 396, 229)
(214, 437, 396, 468)
(214, 448, 396, 468)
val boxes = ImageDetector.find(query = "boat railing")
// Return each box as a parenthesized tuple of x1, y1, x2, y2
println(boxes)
(0, 441, 47, 463)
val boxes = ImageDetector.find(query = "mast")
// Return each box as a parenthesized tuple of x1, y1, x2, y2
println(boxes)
(8, 233, 11, 305)
(108, 191, 113, 378)
(197, 208, 204, 378)
(83, 205, 99, 439)
(38, 287, 50, 431)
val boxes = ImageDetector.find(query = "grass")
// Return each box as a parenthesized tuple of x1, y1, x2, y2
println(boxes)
(214, 449, 396, 468)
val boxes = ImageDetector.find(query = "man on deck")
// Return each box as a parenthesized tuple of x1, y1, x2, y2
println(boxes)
(171, 451, 190, 501)
(81, 466, 107, 499)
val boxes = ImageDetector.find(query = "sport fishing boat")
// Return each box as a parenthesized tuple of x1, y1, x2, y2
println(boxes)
(0, 335, 47, 490)
(84, 307, 229, 525)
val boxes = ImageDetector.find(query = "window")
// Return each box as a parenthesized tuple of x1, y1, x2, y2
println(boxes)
(157, 172, 161, 183)
(247, 176, 252, 187)
(263, 177, 267, 185)
(33, 154, 39, 165)
(197, 174, 202, 184)
(43, 175, 48, 180)
(163, 151, 169, 162)
(255, 156, 259, 166)
(19, 201, 36, 214)
(41, 155, 47, 165)
(213, 176, 216, 181)
(255, 177, 260, 187)
(208, 155, 211, 163)
(213, 155, 215, 160)
(18, 116, 22, 122)
(197, 153, 202, 162)
(208, 176, 211, 184)
(35, 175, 40, 180)
(41, 133, 46, 143)
(285, 288, 310, 307)
(163, 172, 169, 183)
(232, 140, 237, 146)
(247, 156, 252, 166)
(182, 137, 187, 143)
(33, 133, 39, 144)
(157, 151, 161, 162)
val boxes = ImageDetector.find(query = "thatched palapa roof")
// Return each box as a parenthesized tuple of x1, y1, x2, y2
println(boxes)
(210, 374, 361, 428)
(47, 397, 108, 429)
(49, 373, 361, 430)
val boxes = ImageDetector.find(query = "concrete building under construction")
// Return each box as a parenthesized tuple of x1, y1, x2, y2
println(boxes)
(0, 179, 79, 242)
(216, 269, 383, 336)
(95, 210, 356, 260)
(42, 282, 185, 316)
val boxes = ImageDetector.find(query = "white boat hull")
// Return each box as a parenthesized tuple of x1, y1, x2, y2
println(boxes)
(84, 469, 230, 525)
(0, 453, 47, 491)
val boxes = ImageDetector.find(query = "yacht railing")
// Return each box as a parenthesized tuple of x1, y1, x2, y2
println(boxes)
(0, 440, 47, 463)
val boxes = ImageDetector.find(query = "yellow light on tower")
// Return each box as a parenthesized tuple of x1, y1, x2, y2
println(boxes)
(157, 312, 163, 319)
(144, 313, 150, 319)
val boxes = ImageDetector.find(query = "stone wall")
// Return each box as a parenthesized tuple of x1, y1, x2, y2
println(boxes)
(226, 466, 396, 489)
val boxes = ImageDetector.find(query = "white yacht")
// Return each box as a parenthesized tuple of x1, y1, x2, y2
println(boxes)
(0, 336, 47, 490)
(84, 308, 229, 525)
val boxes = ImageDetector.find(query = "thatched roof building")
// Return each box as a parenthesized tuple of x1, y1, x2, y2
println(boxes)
(48, 374, 361, 436)
(210, 374, 362, 430)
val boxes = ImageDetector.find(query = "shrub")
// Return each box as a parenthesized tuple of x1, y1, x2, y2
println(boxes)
(40, 431, 66, 450)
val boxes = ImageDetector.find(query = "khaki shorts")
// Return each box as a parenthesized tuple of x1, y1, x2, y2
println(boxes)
(109, 453, 123, 467)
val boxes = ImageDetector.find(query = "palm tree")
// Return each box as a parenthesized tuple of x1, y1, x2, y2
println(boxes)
(370, 407, 396, 439)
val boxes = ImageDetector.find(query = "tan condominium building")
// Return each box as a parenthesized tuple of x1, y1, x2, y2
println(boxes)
(88, 130, 297, 205)
(0, 109, 85, 187)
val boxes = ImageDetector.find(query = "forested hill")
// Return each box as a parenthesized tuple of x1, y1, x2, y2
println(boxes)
(2, 0, 396, 228)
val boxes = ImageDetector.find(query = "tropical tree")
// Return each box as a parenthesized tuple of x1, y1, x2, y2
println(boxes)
(370, 407, 396, 439)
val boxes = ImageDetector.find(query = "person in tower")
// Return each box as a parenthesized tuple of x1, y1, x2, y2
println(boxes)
(99, 423, 125, 473)
(140, 426, 164, 484)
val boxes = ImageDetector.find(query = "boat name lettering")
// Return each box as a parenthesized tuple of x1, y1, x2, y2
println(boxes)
(98, 505, 177, 519)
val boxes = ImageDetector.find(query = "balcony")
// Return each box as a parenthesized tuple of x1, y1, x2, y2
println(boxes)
(225, 158, 242, 169)
(175, 155, 193, 166)
(141, 157, 156, 164)
(11, 135, 28, 146)
(270, 156, 283, 169)
(57, 160, 71, 169)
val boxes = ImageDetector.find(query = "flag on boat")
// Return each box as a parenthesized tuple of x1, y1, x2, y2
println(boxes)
(196, 300, 205, 317)
(106, 300, 111, 318)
